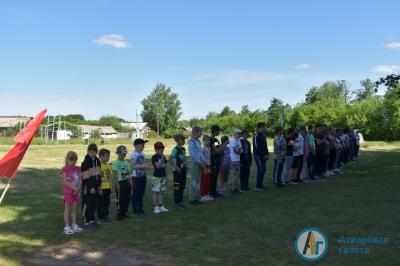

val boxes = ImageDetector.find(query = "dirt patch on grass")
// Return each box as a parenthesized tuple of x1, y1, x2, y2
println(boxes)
(26, 241, 176, 266)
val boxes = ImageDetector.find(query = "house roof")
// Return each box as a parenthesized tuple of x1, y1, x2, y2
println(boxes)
(121, 122, 151, 130)
(0, 116, 31, 128)
(78, 125, 118, 134)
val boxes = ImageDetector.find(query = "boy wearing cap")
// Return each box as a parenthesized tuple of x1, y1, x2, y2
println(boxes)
(112, 145, 132, 220)
(188, 127, 204, 205)
(230, 129, 243, 193)
(81, 143, 101, 228)
(130, 138, 148, 216)
(152, 141, 169, 214)
(170, 134, 187, 209)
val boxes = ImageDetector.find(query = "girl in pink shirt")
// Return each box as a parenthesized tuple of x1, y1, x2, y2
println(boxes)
(61, 151, 84, 235)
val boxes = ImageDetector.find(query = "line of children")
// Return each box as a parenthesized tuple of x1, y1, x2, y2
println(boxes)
(62, 124, 361, 234)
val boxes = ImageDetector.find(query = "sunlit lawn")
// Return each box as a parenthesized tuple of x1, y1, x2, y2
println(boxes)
(0, 140, 399, 265)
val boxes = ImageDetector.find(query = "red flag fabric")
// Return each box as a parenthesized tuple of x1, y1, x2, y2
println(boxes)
(0, 109, 47, 179)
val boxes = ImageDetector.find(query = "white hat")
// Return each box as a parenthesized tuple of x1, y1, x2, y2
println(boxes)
(234, 129, 242, 134)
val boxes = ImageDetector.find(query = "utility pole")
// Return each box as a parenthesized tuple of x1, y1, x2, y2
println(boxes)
(51, 116, 55, 143)
(156, 107, 160, 139)
(45, 116, 49, 145)
(136, 109, 140, 139)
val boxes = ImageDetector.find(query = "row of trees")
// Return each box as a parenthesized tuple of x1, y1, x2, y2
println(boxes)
(141, 76, 400, 140)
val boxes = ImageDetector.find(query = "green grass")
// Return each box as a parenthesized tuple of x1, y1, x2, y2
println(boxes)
(0, 141, 399, 265)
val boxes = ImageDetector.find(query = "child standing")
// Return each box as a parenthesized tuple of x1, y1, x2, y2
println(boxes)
(188, 127, 204, 205)
(98, 149, 112, 224)
(200, 135, 213, 202)
(152, 141, 169, 214)
(240, 131, 252, 192)
(81, 143, 101, 229)
(112, 145, 132, 220)
(62, 151, 84, 235)
(130, 138, 148, 216)
(219, 136, 231, 194)
(273, 127, 286, 186)
(230, 129, 243, 193)
(171, 134, 187, 209)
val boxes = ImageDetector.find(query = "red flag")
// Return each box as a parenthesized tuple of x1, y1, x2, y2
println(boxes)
(0, 109, 47, 179)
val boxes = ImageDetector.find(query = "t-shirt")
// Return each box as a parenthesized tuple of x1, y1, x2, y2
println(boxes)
(210, 136, 221, 162)
(229, 138, 242, 162)
(202, 146, 211, 166)
(62, 165, 80, 194)
(130, 151, 146, 177)
(100, 162, 112, 189)
(112, 160, 132, 181)
(152, 154, 167, 178)
(306, 133, 316, 153)
(286, 136, 294, 156)
(220, 146, 232, 168)
(315, 133, 325, 152)
(293, 134, 304, 156)
(171, 146, 187, 172)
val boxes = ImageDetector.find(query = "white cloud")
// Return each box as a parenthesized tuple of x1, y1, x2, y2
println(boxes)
(92, 34, 131, 48)
(372, 65, 400, 74)
(384, 42, 400, 49)
(295, 63, 311, 70)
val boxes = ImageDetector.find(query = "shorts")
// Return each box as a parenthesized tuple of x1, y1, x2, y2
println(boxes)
(152, 176, 167, 192)
(292, 156, 302, 169)
(231, 161, 241, 171)
(64, 192, 80, 204)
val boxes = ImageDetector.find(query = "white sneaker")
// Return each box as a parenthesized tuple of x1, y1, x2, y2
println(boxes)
(200, 196, 208, 202)
(153, 206, 161, 214)
(63, 226, 74, 235)
(71, 224, 84, 233)
(206, 195, 214, 201)
(159, 205, 169, 212)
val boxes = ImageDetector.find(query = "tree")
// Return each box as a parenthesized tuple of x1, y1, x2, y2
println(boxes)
(352, 79, 375, 102)
(266, 98, 290, 128)
(219, 106, 236, 117)
(141, 84, 182, 135)
(98, 115, 126, 132)
(305, 81, 350, 104)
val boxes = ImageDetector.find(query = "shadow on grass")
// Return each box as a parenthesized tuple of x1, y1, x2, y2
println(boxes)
(0, 148, 399, 265)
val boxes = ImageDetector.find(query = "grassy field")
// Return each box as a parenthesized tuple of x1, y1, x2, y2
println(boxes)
(0, 140, 399, 265)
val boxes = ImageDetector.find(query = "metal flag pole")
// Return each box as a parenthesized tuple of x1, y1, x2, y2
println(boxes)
(0, 178, 12, 204)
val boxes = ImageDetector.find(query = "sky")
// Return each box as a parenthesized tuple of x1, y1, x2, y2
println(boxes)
(0, 0, 399, 121)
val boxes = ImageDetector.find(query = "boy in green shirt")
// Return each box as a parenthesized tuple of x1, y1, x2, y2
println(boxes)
(112, 145, 132, 220)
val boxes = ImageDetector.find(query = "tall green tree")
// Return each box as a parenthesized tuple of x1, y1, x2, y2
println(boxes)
(352, 79, 375, 102)
(141, 84, 182, 135)
(305, 81, 350, 104)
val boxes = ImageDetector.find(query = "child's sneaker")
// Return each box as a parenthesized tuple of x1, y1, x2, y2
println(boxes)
(206, 195, 214, 201)
(153, 206, 161, 214)
(71, 224, 84, 233)
(176, 202, 186, 209)
(200, 196, 209, 202)
(63, 226, 74, 235)
(159, 205, 169, 212)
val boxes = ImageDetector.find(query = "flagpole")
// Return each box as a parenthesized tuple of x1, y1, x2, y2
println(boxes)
(0, 178, 12, 204)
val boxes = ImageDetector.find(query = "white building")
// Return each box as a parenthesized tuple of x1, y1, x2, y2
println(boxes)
(78, 125, 119, 140)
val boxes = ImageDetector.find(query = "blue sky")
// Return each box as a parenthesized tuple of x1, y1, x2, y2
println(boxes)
(1, 0, 399, 120)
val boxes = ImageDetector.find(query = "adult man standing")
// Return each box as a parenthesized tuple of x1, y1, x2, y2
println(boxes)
(253, 122, 269, 191)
